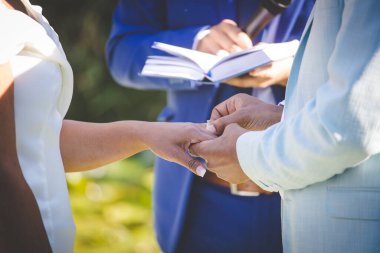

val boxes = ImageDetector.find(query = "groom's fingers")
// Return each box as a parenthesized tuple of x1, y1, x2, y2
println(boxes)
(210, 97, 238, 121)
(189, 124, 217, 143)
(189, 141, 209, 159)
(173, 148, 207, 177)
(210, 102, 228, 121)
(210, 112, 242, 136)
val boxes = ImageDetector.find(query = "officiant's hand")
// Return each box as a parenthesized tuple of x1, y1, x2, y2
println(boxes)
(207, 93, 283, 135)
(225, 56, 293, 88)
(196, 19, 252, 56)
(190, 123, 250, 184)
(141, 122, 216, 177)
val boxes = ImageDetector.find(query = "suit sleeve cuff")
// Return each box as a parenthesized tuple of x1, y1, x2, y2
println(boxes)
(236, 131, 280, 192)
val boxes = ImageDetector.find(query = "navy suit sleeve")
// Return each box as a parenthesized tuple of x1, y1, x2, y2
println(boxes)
(106, 0, 206, 90)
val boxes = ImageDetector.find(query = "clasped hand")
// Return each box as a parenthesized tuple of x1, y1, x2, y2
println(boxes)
(190, 94, 283, 184)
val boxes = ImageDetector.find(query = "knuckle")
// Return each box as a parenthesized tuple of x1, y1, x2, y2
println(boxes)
(224, 19, 236, 26)
(217, 118, 227, 128)
(213, 25, 222, 32)
(239, 93, 249, 99)
(232, 93, 243, 101)
(221, 19, 229, 25)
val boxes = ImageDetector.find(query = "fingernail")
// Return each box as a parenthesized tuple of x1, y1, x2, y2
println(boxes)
(196, 166, 207, 177)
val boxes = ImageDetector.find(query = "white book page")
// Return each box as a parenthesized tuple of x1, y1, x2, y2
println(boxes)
(146, 56, 203, 73)
(215, 43, 267, 65)
(262, 40, 299, 61)
(153, 42, 221, 72)
(141, 64, 205, 81)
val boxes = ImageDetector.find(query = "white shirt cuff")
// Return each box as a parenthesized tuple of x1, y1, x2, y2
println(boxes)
(192, 27, 212, 87)
(192, 27, 210, 50)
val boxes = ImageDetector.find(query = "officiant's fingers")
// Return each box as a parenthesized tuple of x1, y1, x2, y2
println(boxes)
(234, 31, 253, 50)
(219, 20, 252, 49)
(210, 27, 234, 48)
(212, 29, 242, 53)
(201, 38, 226, 56)
(227, 75, 270, 88)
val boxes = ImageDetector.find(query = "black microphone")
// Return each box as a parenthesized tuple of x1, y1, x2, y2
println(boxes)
(244, 0, 292, 40)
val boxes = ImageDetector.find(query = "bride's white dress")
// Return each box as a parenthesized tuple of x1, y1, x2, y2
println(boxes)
(0, 1, 75, 252)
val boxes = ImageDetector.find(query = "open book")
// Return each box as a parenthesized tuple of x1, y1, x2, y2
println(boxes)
(141, 40, 299, 83)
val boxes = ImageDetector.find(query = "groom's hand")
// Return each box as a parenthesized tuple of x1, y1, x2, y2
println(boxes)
(191, 123, 250, 184)
(208, 93, 283, 135)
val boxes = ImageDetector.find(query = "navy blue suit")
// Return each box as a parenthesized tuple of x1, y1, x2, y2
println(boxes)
(106, 1, 313, 252)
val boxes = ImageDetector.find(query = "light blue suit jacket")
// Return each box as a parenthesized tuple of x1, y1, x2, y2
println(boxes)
(237, 0, 380, 252)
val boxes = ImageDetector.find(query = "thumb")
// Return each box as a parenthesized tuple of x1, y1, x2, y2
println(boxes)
(174, 148, 207, 177)
(211, 113, 239, 135)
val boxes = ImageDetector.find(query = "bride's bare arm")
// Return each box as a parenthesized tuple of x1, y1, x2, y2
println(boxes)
(60, 120, 214, 176)
(0, 63, 52, 252)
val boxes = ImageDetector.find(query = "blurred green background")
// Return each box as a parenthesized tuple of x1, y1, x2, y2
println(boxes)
(67, 155, 162, 253)
(33, 0, 165, 252)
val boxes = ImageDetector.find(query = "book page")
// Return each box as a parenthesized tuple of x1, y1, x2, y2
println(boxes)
(215, 43, 267, 65)
(263, 40, 299, 61)
(141, 58, 205, 81)
(141, 40, 299, 83)
(152, 42, 221, 72)
(146, 56, 204, 72)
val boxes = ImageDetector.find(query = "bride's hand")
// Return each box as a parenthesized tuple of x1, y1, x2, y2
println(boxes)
(140, 122, 216, 177)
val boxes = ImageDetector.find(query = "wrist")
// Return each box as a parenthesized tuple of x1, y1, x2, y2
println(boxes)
(122, 121, 150, 152)
(259, 104, 283, 129)
(272, 105, 284, 123)
(274, 104, 284, 113)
